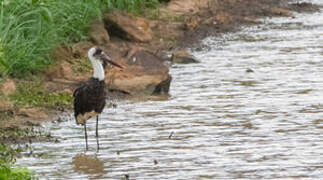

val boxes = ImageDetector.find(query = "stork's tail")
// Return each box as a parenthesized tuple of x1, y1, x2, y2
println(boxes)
(75, 114, 84, 125)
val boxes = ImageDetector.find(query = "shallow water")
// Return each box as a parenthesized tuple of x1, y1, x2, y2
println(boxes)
(17, 1, 323, 179)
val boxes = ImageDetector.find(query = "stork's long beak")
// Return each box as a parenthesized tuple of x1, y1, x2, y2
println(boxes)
(99, 54, 123, 69)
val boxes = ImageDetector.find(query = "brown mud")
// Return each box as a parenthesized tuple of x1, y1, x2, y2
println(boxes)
(0, 0, 321, 145)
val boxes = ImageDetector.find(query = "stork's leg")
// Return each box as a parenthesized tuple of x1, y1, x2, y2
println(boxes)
(96, 115, 99, 137)
(96, 115, 100, 152)
(84, 123, 88, 151)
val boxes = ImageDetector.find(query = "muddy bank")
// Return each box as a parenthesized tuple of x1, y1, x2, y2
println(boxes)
(181, 0, 321, 48)
(0, 0, 321, 145)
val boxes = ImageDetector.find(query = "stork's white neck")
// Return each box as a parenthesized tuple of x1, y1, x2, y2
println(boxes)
(88, 54, 105, 81)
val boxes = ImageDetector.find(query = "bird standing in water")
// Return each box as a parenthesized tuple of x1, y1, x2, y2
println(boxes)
(73, 47, 122, 151)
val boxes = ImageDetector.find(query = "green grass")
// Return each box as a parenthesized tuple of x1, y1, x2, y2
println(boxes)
(0, 0, 159, 77)
(8, 80, 72, 109)
(0, 144, 34, 180)
(0, 0, 103, 76)
(0, 165, 34, 180)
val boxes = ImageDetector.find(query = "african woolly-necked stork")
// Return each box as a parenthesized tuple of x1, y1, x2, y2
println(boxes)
(73, 47, 122, 151)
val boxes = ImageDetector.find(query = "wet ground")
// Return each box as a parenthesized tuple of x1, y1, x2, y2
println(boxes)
(17, 1, 323, 179)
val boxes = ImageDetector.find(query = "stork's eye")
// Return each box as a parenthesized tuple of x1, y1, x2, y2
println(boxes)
(93, 49, 102, 56)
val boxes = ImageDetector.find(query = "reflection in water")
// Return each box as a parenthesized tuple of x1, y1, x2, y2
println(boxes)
(16, 1, 323, 179)
(72, 153, 106, 178)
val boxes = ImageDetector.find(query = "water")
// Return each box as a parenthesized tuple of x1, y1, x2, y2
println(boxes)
(17, 2, 323, 179)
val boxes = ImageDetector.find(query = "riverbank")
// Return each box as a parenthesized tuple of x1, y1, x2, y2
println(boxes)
(0, 0, 320, 148)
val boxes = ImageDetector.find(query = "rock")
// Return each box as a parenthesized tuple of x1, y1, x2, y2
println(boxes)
(167, 0, 212, 15)
(202, 17, 217, 25)
(271, 8, 292, 16)
(0, 100, 14, 112)
(106, 50, 171, 96)
(0, 79, 16, 96)
(47, 61, 74, 80)
(243, 17, 261, 24)
(71, 41, 94, 58)
(104, 11, 152, 42)
(215, 12, 233, 24)
(61, 88, 73, 94)
(60, 62, 74, 79)
(246, 68, 254, 73)
(185, 16, 201, 30)
(89, 19, 110, 45)
(289, 2, 320, 13)
(44, 80, 77, 96)
(171, 50, 199, 64)
(18, 108, 48, 119)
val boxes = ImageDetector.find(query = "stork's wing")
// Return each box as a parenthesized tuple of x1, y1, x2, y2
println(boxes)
(73, 83, 87, 97)
(73, 83, 90, 123)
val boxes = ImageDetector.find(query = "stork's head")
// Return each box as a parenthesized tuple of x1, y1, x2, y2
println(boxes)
(88, 47, 123, 69)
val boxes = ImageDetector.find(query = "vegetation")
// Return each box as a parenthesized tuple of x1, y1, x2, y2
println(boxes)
(0, 126, 50, 180)
(0, 166, 34, 180)
(106, 0, 159, 14)
(0, 144, 35, 180)
(0, 144, 19, 165)
(0, 0, 103, 76)
(0, 0, 159, 77)
(8, 79, 72, 109)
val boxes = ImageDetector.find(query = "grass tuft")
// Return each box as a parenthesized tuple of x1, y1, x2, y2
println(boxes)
(0, 0, 102, 76)
(0, 165, 35, 180)
(8, 80, 72, 109)
(0, 143, 34, 180)
(0, 0, 160, 77)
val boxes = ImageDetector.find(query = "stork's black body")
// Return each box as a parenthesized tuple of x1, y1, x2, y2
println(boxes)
(73, 47, 122, 151)
(73, 78, 105, 125)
